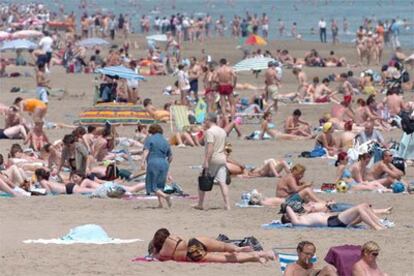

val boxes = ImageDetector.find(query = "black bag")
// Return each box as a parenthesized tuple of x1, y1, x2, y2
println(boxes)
(392, 157, 406, 175)
(226, 168, 231, 185)
(216, 234, 263, 251)
(198, 169, 214, 191)
(399, 111, 414, 135)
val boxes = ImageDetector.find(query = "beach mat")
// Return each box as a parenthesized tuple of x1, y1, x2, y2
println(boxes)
(122, 194, 198, 201)
(261, 220, 366, 230)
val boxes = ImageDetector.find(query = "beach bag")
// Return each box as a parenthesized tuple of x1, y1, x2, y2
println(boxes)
(216, 234, 263, 251)
(226, 168, 231, 185)
(399, 111, 414, 135)
(392, 157, 405, 174)
(310, 146, 326, 158)
(105, 163, 119, 181)
(198, 169, 214, 191)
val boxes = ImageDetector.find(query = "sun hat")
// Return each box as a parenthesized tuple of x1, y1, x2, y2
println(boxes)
(322, 122, 333, 133)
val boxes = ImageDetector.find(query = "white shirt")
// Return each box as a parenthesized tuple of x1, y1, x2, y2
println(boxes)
(318, 20, 327, 29)
(39, 36, 53, 53)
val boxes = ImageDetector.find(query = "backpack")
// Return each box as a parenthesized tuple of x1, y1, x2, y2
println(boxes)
(399, 111, 414, 135)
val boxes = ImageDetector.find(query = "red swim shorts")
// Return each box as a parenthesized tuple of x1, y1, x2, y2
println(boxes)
(315, 96, 329, 103)
(218, 84, 233, 96)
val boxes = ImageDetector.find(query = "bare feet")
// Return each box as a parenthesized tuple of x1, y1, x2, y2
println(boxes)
(192, 204, 204, 210)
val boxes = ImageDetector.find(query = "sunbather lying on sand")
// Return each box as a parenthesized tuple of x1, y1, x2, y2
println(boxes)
(149, 228, 274, 263)
(281, 204, 388, 230)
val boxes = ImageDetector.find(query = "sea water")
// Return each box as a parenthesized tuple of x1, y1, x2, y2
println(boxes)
(8, 0, 414, 48)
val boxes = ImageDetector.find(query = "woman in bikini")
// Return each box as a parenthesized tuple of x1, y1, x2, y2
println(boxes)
(224, 143, 290, 178)
(150, 228, 273, 263)
(35, 168, 95, 195)
(336, 152, 391, 192)
(259, 112, 307, 140)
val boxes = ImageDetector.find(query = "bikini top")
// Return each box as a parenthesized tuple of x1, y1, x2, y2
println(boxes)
(268, 123, 276, 129)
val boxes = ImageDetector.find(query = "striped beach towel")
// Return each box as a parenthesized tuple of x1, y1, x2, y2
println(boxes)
(274, 250, 317, 273)
(170, 105, 190, 132)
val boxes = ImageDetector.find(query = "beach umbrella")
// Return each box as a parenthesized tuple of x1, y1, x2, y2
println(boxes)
(96, 66, 145, 80)
(0, 39, 38, 51)
(146, 34, 168, 42)
(233, 57, 276, 72)
(77, 103, 158, 125)
(78, 37, 110, 48)
(244, 34, 267, 46)
(11, 30, 43, 39)
(0, 31, 11, 41)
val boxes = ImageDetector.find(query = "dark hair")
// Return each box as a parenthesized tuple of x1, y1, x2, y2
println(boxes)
(281, 213, 291, 224)
(148, 124, 163, 134)
(9, 143, 23, 158)
(293, 109, 302, 117)
(87, 125, 96, 133)
(366, 95, 376, 106)
(136, 123, 147, 132)
(72, 126, 86, 138)
(143, 98, 152, 107)
(340, 72, 348, 79)
(35, 168, 50, 181)
(0, 154, 3, 166)
(62, 134, 76, 145)
(347, 70, 354, 77)
(263, 111, 272, 119)
(297, 241, 315, 252)
(178, 64, 184, 70)
(13, 97, 23, 105)
(335, 151, 348, 167)
(312, 77, 319, 84)
(357, 98, 366, 106)
(322, 78, 330, 84)
(220, 58, 227, 65)
(42, 143, 52, 153)
(152, 228, 170, 253)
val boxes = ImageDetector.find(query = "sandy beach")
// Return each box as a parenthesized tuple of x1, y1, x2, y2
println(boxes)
(1, 34, 414, 276)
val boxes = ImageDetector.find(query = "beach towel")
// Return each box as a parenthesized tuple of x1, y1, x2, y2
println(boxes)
(261, 220, 366, 230)
(170, 105, 191, 132)
(324, 245, 361, 276)
(195, 98, 207, 124)
(274, 251, 317, 273)
(235, 202, 263, 208)
(122, 194, 198, 201)
(245, 130, 271, 140)
(397, 132, 414, 160)
(23, 224, 142, 244)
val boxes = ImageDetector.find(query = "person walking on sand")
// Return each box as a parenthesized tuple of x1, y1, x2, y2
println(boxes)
(141, 124, 173, 208)
(319, 18, 327, 43)
(194, 113, 230, 210)
(215, 58, 237, 118)
(35, 63, 51, 104)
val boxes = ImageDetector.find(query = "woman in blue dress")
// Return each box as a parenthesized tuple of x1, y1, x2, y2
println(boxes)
(142, 124, 173, 208)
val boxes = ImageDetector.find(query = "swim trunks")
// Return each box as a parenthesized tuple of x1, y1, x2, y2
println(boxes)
(267, 85, 279, 100)
(315, 96, 329, 103)
(285, 192, 304, 204)
(65, 183, 76, 195)
(218, 84, 233, 96)
(327, 215, 347, 227)
(0, 129, 9, 139)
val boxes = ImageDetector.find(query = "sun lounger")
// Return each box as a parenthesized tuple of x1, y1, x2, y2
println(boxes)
(273, 250, 317, 274)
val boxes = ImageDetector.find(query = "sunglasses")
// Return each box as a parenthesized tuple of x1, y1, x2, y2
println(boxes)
(371, 252, 379, 257)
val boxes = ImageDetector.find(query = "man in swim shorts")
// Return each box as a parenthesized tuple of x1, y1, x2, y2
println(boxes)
(284, 241, 338, 276)
(215, 58, 237, 117)
(264, 61, 280, 112)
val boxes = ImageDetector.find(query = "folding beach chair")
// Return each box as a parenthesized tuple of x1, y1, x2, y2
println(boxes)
(273, 249, 317, 274)
(170, 105, 191, 132)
